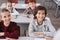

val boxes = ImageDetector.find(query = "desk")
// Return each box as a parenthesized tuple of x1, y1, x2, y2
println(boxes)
(0, 39, 6, 40)
(53, 0, 60, 18)
(11, 15, 33, 36)
(14, 4, 29, 9)
(18, 37, 46, 40)
(14, 3, 40, 9)
(0, 3, 40, 9)
(11, 15, 32, 23)
(11, 15, 51, 36)
(0, 37, 46, 40)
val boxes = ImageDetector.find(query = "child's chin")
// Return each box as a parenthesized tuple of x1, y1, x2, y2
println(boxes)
(38, 18, 43, 20)
(6, 21, 10, 23)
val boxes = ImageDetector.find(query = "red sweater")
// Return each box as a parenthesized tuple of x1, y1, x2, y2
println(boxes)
(0, 21, 20, 39)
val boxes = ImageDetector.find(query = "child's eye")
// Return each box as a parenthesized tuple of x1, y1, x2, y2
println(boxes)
(4, 16, 6, 18)
(8, 15, 10, 17)
(38, 13, 41, 15)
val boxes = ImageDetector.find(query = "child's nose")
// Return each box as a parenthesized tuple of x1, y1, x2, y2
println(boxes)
(6, 17, 10, 20)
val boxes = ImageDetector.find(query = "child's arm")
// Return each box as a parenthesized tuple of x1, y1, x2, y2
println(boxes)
(23, 8, 29, 14)
(33, 32, 44, 35)
(29, 20, 44, 37)
(4, 24, 20, 39)
(13, 8, 19, 15)
(44, 20, 56, 37)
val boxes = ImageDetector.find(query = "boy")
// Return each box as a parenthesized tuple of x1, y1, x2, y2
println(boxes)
(6, 1, 19, 15)
(0, 8, 20, 40)
(29, 6, 56, 40)
(23, 0, 36, 19)
(1, 1, 19, 19)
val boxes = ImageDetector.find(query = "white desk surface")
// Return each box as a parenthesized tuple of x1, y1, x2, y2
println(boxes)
(14, 4, 29, 9)
(11, 15, 50, 23)
(18, 37, 46, 40)
(0, 39, 6, 40)
(11, 15, 33, 23)
(0, 37, 46, 40)
(0, 3, 40, 9)
(14, 3, 40, 9)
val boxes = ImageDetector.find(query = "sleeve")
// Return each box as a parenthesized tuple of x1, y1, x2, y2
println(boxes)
(0, 22, 3, 32)
(44, 19, 56, 37)
(45, 17, 51, 22)
(13, 8, 20, 15)
(23, 8, 29, 14)
(22, 8, 30, 17)
(4, 23, 20, 39)
(28, 20, 35, 37)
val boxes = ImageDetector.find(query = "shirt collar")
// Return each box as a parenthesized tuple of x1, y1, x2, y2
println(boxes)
(35, 19, 45, 26)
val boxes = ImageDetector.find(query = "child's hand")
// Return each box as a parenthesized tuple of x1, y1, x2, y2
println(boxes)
(44, 36, 53, 40)
(33, 32, 44, 35)
(0, 32, 4, 36)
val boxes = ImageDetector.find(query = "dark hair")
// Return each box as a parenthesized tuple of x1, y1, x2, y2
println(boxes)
(6, 0, 12, 5)
(34, 6, 47, 19)
(1, 8, 10, 13)
(28, 0, 36, 3)
(7, 0, 12, 3)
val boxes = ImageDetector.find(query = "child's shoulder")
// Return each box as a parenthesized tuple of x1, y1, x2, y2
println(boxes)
(10, 21, 20, 28)
(44, 17, 51, 22)
(10, 21, 17, 25)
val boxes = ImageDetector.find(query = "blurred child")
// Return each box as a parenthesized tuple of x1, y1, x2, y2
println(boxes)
(29, 6, 56, 40)
(5, 1, 19, 18)
(0, 8, 20, 40)
(23, 0, 36, 19)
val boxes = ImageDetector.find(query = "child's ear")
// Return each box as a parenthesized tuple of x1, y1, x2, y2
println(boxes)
(0, 16, 2, 22)
(34, 14, 37, 19)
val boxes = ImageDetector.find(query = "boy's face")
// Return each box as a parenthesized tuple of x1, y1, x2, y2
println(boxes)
(28, 2, 36, 9)
(7, 2, 12, 10)
(36, 10, 45, 21)
(1, 12, 11, 23)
